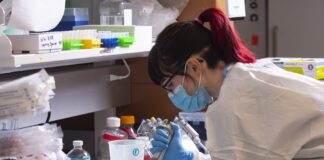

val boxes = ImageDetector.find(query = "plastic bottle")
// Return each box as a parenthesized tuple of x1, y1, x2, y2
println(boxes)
(120, 115, 137, 139)
(99, 0, 132, 25)
(67, 140, 91, 160)
(97, 117, 128, 160)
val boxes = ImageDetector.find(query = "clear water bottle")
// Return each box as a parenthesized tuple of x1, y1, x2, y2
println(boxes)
(97, 117, 128, 160)
(67, 140, 91, 160)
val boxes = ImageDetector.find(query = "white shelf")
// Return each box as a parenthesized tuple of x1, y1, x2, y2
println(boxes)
(0, 43, 153, 74)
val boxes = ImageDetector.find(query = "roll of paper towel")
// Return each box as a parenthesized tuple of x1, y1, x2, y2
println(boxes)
(7, 0, 65, 32)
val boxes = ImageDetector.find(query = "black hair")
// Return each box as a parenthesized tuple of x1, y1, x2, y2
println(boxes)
(148, 21, 219, 85)
(148, 8, 255, 86)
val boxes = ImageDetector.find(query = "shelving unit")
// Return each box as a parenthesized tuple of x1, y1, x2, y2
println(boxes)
(0, 43, 154, 74)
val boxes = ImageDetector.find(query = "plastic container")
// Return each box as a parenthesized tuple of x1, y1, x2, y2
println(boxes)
(63, 40, 83, 50)
(99, 0, 131, 25)
(120, 115, 137, 139)
(52, 8, 89, 31)
(82, 39, 101, 49)
(97, 117, 128, 160)
(118, 37, 134, 47)
(109, 140, 145, 160)
(101, 38, 119, 48)
(67, 140, 91, 160)
(136, 136, 153, 160)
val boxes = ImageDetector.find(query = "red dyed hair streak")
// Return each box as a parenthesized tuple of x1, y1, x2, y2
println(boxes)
(198, 8, 256, 63)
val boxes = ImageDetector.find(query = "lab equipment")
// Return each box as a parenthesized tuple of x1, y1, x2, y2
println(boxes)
(74, 25, 152, 46)
(151, 122, 194, 160)
(67, 140, 91, 160)
(97, 117, 127, 160)
(272, 58, 324, 80)
(136, 117, 172, 160)
(109, 140, 145, 160)
(99, 0, 132, 25)
(126, 0, 188, 38)
(52, 8, 89, 31)
(62, 30, 100, 50)
(118, 36, 134, 47)
(8, 32, 63, 54)
(7, 0, 65, 32)
(101, 38, 119, 49)
(205, 59, 324, 159)
(0, 0, 12, 25)
(97, 31, 119, 49)
(0, 124, 64, 159)
(137, 118, 169, 139)
(174, 117, 208, 154)
(120, 115, 137, 139)
(0, 69, 55, 121)
(137, 116, 209, 160)
(179, 112, 207, 142)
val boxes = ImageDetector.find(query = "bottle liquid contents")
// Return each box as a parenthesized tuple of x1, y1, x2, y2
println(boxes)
(67, 140, 91, 160)
(99, 0, 132, 25)
(120, 115, 137, 139)
(97, 117, 128, 160)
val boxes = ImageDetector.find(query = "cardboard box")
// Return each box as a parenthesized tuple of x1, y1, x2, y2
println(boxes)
(273, 58, 324, 80)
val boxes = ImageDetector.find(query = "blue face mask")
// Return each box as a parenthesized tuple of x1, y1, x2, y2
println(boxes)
(168, 64, 213, 112)
(168, 84, 213, 112)
(167, 63, 230, 112)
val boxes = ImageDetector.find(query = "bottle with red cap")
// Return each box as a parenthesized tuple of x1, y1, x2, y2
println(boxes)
(97, 117, 128, 160)
(120, 115, 137, 139)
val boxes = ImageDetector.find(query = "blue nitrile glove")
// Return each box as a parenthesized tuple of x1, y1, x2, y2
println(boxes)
(150, 122, 194, 160)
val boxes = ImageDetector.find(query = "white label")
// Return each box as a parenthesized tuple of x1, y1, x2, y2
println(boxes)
(284, 61, 316, 78)
(123, 9, 132, 26)
(38, 33, 62, 50)
(227, 0, 246, 18)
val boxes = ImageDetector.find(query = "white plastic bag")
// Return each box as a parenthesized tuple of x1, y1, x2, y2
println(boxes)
(0, 70, 55, 120)
(0, 124, 65, 159)
(129, 0, 189, 38)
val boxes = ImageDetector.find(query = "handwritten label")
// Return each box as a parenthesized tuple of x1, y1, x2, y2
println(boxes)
(38, 33, 62, 50)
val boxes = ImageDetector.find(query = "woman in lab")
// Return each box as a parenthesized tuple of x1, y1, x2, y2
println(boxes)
(148, 8, 324, 160)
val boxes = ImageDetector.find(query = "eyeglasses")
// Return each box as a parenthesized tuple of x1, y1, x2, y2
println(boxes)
(161, 63, 186, 93)
(161, 58, 204, 93)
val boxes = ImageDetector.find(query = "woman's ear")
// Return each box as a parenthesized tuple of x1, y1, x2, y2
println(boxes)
(185, 57, 203, 87)
(186, 57, 201, 74)
(217, 60, 225, 69)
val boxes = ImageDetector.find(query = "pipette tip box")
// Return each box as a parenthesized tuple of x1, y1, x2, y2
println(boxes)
(73, 25, 152, 45)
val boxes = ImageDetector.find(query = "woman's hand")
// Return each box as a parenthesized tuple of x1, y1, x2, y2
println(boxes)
(150, 122, 194, 160)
